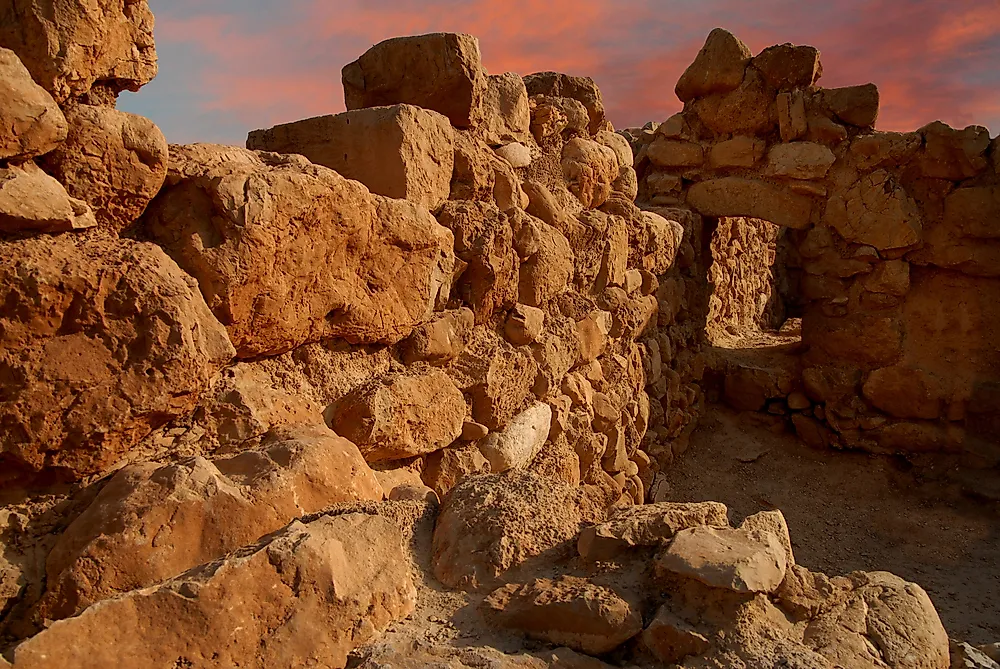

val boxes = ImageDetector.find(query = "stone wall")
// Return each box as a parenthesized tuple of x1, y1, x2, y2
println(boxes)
(626, 29, 1000, 458)
(705, 216, 785, 342)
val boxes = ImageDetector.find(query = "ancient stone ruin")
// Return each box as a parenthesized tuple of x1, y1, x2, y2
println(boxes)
(0, 3, 997, 668)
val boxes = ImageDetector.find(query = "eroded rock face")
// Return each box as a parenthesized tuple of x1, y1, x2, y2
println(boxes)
(35, 423, 383, 621)
(0, 47, 66, 161)
(0, 235, 234, 482)
(247, 104, 454, 210)
(141, 144, 455, 358)
(0, 0, 158, 104)
(328, 367, 467, 463)
(11, 513, 417, 669)
(40, 105, 168, 232)
(432, 471, 606, 589)
(343, 33, 486, 129)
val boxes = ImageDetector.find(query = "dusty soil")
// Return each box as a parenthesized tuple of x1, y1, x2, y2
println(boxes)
(665, 406, 1000, 645)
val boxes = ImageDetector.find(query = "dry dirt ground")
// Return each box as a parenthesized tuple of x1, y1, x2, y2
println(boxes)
(665, 406, 1000, 645)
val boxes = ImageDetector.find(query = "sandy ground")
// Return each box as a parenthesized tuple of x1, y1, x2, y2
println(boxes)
(665, 406, 1000, 645)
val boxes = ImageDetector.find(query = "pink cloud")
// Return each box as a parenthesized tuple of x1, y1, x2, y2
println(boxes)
(137, 0, 1000, 143)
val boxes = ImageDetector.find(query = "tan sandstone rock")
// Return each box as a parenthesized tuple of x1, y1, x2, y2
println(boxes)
(642, 605, 711, 664)
(343, 33, 486, 128)
(247, 104, 454, 209)
(803, 571, 949, 669)
(918, 121, 991, 180)
(482, 72, 532, 145)
(577, 501, 729, 561)
(817, 84, 880, 128)
(36, 423, 383, 621)
(422, 445, 491, 498)
(687, 177, 813, 229)
(523, 72, 605, 134)
(0, 162, 96, 233)
(142, 144, 454, 357)
(0, 47, 66, 160)
(478, 402, 552, 473)
(432, 471, 605, 589)
(709, 136, 766, 168)
(0, 235, 234, 482)
(40, 104, 168, 232)
(675, 28, 751, 102)
(0, 0, 158, 104)
(824, 170, 922, 250)
(752, 43, 822, 90)
(484, 576, 643, 655)
(765, 142, 836, 180)
(437, 201, 518, 323)
(328, 367, 466, 463)
(11, 513, 416, 669)
(656, 525, 789, 593)
(561, 138, 619, 209)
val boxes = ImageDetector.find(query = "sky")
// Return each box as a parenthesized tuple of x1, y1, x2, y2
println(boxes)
(119, 0, 1000, 146)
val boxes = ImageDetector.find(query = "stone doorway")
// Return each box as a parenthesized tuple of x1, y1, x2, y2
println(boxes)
(699, 216, 807, 416)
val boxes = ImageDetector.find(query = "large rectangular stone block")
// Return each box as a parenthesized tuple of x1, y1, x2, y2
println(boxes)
(248, 104, 454, 210)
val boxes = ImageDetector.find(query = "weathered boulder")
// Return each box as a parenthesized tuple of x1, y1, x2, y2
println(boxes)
(709, 136, 766, 168)
(505, 303, 546, 345)
(0, 162, 96, 233)
(0, 235, 234, 481)
(646, 138, 704, 168)
(482, 73, 532, 145)
(523, 71, 605, 134)
(40, 105, 168, 232)
(0, 47, 66, 160)
(496, 142, 533, 168)
(752, 43, 822, 90)
(594, 130, 633, 170)
(675, 28, 751, 102)
(448, 329, 538, 430)
(862, 365, 943, 420)
(562, 138, 619, 209)
(0, 0, 157, 104)
(437, 201, 518, 323)
(824, 170, 922, 250)
(687, 178, 813, 229)
(642, 605, 711, 664)
(918, 121, 991, 180)
(478, 402, 552, 473)
(656, 525, 788, 593)
(342, 33, 486, 129)
(36, 423, 383, 620)
(766, 142, 836, 180)
(484, 576, 643, 655)
(11, 513, 417, 669)
(399, 308, 472, 366)
(328, 367, 466, 463)
(577, 501, 729, 561)
(816, 84, 880, 128)
(804, 571, 950, 669)
(247, 104, 454, 209)
(690, 68, 776, 135)
(422, 444, 491, 498)
(432, 471, 605, 589)
(516, 215, 574, 306)
(142, 144, 454, 357)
